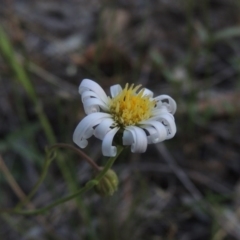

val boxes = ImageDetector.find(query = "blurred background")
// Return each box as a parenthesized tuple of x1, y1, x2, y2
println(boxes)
(1, 0, 240, 239)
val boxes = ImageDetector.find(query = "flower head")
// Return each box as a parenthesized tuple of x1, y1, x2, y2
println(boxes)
(109, 84, 156, 126)
(73, 79, 177, 157)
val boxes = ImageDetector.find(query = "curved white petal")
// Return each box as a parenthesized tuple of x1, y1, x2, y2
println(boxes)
(79, 79, 109, 104)
(102, 127, 119, 157)
(142, 88, 153, 98)
(157, 113, 176, 139)
(154, 95, 177, 114)
(143, 113, 176, 139)
(81, 90, 99, 103)
(81, 90, 109, 110)
(110, 84, 122, 98)
(123, 126, 148, 153)
(152, 106, 171, 117)
(84, 127, 94, 138)
(94, 118, 115, 140)
(140, 120, 167, 143)
(140, 125, 158, 144)
(83, 98, 109, 114)
(122, 130, 133, 145)
(73, 112, 111, 148)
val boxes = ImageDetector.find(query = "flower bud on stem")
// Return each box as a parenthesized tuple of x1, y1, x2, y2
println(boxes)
(94, 168, 119, 197)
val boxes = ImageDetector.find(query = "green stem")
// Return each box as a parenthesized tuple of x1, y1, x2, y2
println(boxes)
(14, 152, 53, 210)
(12, 181, 96, 216)
(10, 146, 124, 216)
(14, 144, 101, 210)
(95, 145, 123, 181)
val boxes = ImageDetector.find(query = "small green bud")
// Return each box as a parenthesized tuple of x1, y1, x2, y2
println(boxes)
(94, 168, 119, 197)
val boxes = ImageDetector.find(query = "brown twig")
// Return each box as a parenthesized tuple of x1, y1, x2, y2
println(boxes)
(0, 155, 26, 202)
(0, 154, 64, 240)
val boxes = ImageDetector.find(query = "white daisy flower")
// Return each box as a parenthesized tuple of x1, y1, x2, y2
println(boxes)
(73, 79, 177, 157)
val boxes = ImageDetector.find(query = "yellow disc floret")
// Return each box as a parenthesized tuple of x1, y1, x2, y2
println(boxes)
(109, 83, 155, 126)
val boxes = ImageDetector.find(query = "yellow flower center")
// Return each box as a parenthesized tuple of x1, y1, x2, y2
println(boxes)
(109, 84, 155, 126)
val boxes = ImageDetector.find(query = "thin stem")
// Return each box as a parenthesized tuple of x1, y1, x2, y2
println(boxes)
(11, 181, 96, 216)
(14, 144, 100, 210)
(49, 143, 101, 171)
(9, 146, 124, 216)
(95, 145, 123, 181)
(14, 154, 52, 210)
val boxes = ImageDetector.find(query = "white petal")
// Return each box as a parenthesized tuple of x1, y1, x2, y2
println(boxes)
(140, 120, 167, 143)
(81, 90, 99, 102)
(84, 127, 94, 138)
(83, 98, 109, 114)
(141, 126, 158, 144)
(110, 84, 122, 98)
(94, 118, 115, 140)
(142, 88, 153, 98)
(154, 95, 177, 114)
(152, 106, 169, 116)
(122, 130, 133, 145)
(79, 79, 109, 104)
(102, 127, 119, 157)
(123, 126, 148, 153)
(158, 113, 177, 139)
(73, 112, 111, 148)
